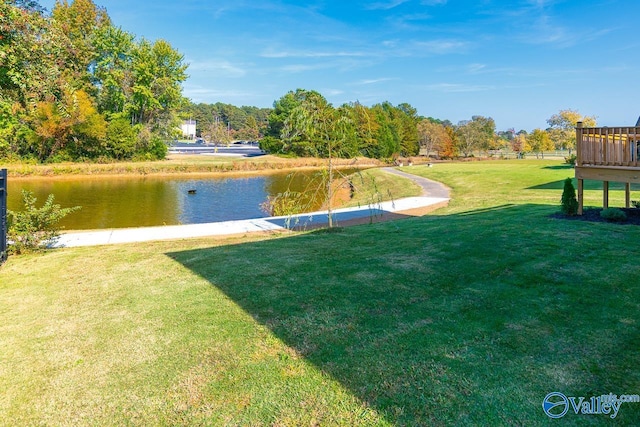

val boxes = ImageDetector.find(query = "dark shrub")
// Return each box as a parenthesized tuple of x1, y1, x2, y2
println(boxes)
(600, 208, 627, 222)
(560, 177, 579, 216)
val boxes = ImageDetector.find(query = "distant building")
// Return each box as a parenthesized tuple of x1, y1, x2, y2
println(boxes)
(181, 119, 196, 139)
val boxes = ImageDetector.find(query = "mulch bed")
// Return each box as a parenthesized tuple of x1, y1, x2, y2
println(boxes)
(550, 208, 640, 225)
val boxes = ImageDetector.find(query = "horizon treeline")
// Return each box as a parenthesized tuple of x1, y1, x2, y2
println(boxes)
(257, 89, 501, 160)
(183, 89, 499, 160)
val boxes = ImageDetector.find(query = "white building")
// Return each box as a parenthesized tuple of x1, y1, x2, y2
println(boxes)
(180, 119, 197, 139)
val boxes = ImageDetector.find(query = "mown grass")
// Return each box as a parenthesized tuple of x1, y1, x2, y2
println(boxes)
(1, 159, 639, 426)
(344, 168, 423, 208)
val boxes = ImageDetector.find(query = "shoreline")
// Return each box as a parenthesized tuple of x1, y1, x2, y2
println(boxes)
(1, 155, 386, 180)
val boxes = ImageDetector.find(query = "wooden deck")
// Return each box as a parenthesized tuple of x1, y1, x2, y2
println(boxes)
(575, 123, 640, 214)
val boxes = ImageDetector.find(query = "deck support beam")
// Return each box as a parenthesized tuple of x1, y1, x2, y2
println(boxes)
(603, 181, 609, 209)
(577, 179, 584, 215)
(626, 182, 631, 208)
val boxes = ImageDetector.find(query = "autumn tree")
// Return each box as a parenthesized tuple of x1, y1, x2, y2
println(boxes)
(441, 126, 459, 159)
(29, 88, 106, 161)
(526, 128, 554, 159)
(511, 131, 527, 157)
(417, 119, 447, 157)
(456, 116, 496, 157)
(547, 109, 596, 154)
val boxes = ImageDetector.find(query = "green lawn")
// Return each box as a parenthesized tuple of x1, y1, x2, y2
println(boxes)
(1, 160, 639, 426)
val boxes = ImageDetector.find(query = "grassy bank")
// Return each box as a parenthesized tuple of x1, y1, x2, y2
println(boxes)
(2, 160, 639, 425)
(1, 154, 384, 178)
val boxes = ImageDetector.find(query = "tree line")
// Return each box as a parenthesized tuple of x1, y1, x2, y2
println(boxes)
(1, 0, 187, 162)
(256, 89, 596, 160)
(181, 102, 271, 144)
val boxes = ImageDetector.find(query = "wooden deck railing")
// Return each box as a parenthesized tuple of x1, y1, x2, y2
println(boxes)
(576, 123, 640, 168)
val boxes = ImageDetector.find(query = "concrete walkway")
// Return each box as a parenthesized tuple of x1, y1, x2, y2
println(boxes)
(381, 167, 450, 198)
(53, 168, 450, 248)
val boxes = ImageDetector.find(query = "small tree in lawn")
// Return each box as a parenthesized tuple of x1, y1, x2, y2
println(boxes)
(560, 178, 579, 216)
(8, 190, 80, 254)
(281, 92, 350, 228)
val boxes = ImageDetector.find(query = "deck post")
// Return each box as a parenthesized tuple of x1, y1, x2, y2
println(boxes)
(577, 179, 584, 215)
(603, 181, 609, 209)
(576, 121, 583, 166)
(626, 182, 631, 208)
(576, 122, 583, 215)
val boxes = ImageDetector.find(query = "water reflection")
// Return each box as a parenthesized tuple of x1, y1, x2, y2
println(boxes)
(7, 170, 347, 230)
(174, 177, 267, 224)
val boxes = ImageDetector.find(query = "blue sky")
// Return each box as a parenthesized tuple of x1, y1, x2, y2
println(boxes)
(39, 0, 640, 131)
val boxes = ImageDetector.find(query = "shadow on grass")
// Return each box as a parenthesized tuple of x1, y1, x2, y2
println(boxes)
(528, 178, 640, 191)
(167, 204, 640, 425)
(542, 165, 575, 170)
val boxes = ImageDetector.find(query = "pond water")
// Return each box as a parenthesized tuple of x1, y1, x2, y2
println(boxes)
(7, 170, 339, 230)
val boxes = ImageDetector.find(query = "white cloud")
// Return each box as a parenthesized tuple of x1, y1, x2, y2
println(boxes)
(261, 49, 366, 59)
(366, 0, 411, 11)
(323, 89, 345, 97)
(187, 59, 248, 78)
(354, 78, 398, 85)
(279, 64, 325, 73)
(422, 83, 495, 93)
(411, 39, 469, 54)
(183, 86, 252, 99)
(466, 63, 487, 73)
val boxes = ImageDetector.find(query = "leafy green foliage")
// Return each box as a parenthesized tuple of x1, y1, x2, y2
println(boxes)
(564, 154, 577, 165)
(105, 118, 137, 159)
(600, 207, 627, 222)
(0, 1, 186, 163)
(560, 177, 579, 215)
(258, 136, 284, 153)
(455, 115, 496, 157)
(7, 190, 80, 254)
(263, 90, 421, 159)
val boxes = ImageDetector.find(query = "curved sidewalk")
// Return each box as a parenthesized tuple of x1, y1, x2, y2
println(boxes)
(53, 169, 450, 248)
